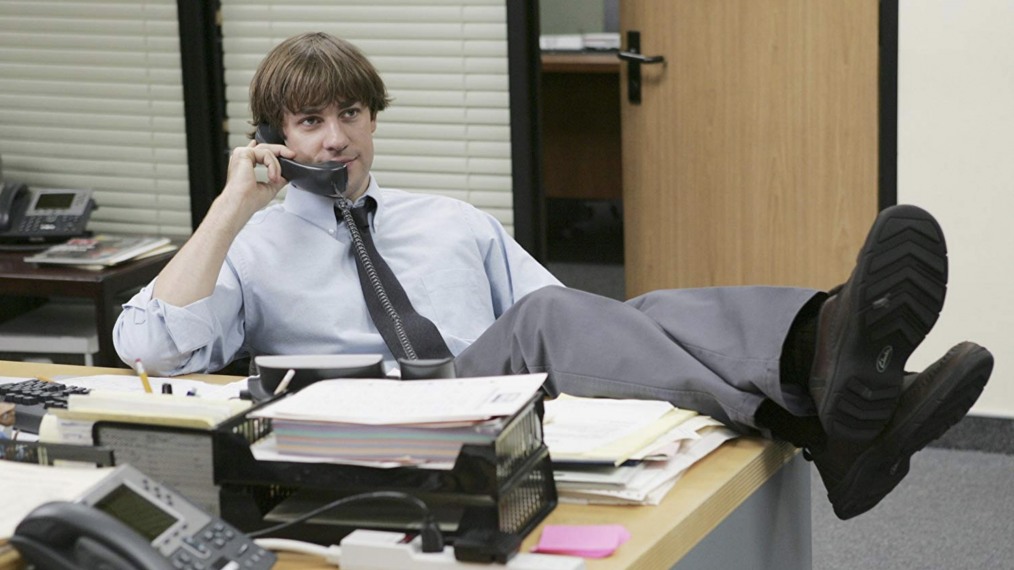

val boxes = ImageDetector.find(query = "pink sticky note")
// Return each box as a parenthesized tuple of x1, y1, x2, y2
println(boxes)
(532, 524, 631, 558)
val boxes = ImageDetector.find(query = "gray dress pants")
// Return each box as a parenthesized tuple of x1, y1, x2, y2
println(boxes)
(456, 286, 821, 434)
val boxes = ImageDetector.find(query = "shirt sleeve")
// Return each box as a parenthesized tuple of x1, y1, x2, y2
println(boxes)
(112, 255, 247, 376)
(459, 201, 563, 317)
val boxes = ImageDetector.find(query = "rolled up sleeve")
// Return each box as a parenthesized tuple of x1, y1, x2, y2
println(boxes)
(113, 256, 246, 376)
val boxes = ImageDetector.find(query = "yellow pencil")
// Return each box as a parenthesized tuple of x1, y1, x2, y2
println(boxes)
(34, 375, 54, 383)
(134, 359, 153, 394)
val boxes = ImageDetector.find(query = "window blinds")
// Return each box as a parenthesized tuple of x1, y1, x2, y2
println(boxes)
(0, 0, 191, 236)
(219, 0, 515, 234)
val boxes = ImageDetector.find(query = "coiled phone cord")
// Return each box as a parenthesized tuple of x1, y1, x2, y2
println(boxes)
(336, 194, 418, 360)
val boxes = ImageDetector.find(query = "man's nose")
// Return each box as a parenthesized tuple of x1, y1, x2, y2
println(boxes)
(323, 121, 351, 152)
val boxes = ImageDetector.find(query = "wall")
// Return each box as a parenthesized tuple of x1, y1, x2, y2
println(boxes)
(898, 0, 1014, 417)
(539, 0, 604, 34)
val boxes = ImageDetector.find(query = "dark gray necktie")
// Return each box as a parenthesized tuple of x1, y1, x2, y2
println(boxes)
(334, 197, 453, 361)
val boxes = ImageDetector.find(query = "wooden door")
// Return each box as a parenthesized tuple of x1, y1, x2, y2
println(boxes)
(620, 0, 881, 298)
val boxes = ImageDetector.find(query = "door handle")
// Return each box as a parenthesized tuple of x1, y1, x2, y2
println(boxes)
(618, 31, 665, 104)
(617, 52, 664, 64)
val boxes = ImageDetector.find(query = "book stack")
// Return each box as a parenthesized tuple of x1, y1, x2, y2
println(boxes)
(248, 374, 548, 469)
(543, 395, 739, 505)
(24, 234, 176, 269)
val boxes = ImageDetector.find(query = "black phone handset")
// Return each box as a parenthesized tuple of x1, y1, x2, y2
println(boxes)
(254, 123, 349, 198)
(11, 464, 275, 570)
(0, 181, 28, 232)
(12, 502, 175, 570)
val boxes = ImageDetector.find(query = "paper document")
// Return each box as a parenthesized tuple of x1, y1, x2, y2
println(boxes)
(0, 460, 113, 539)
(543, 396, 678, 454)
(250, 374, 546, 424)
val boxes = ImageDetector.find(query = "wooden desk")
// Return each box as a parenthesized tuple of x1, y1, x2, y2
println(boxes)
(0, 247, 175, 367)
(0, 361, 810, 570)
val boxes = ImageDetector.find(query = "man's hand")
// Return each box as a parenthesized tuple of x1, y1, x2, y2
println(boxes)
(220, 140, 297, 218)
(151, 140, 297, 307)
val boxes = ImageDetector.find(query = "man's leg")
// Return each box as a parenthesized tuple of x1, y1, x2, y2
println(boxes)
(456, 284, 820, 434)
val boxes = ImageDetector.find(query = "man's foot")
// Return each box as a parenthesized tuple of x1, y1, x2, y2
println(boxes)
(812, 342, 993, 520)
(810, 204, 948, 442)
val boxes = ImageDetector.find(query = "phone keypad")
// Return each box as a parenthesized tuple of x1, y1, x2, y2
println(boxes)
(171, 521, 273, 570)
(15, 215, 81, 234)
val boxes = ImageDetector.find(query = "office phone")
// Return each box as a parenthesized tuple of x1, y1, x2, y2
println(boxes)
(11, 464, 276, 570)
(254, 122, 349, 198)
(0, 182, 94, 244)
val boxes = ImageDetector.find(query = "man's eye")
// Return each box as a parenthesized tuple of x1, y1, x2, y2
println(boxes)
(343, 108, 360, 118)
(300, 117, 320, 126)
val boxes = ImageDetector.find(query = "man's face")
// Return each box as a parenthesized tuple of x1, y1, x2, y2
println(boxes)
(281, 101, 377, 200)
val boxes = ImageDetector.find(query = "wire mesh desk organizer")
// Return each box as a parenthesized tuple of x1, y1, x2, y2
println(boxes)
(89, 375, 557, 548)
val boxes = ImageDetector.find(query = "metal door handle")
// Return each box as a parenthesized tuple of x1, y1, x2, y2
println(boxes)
(617, 52, 664, 64)
(619, 31, 664, 104)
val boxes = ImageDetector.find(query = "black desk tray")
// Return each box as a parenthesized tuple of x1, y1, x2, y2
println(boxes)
(92, 392, 557, 545)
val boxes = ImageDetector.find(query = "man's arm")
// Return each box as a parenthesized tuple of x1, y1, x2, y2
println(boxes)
(152, 140, 295, 306)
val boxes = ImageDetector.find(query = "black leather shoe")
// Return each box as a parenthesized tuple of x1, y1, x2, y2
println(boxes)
(809, 204, 948, 442)
(812, 342, 993, 520)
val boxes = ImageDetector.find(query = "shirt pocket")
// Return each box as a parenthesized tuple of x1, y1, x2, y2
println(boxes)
(421, 268, 496, 347)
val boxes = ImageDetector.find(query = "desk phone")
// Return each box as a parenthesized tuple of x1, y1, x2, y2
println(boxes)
(11, 464, 276, 570)
(0, 183, 95, 244)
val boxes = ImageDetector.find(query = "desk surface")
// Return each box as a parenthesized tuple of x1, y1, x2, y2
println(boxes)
(0, 247, 175, 287)
(0, 361, 796, 570)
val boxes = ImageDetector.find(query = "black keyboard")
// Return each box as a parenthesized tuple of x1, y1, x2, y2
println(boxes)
(0, 379, 90, 434)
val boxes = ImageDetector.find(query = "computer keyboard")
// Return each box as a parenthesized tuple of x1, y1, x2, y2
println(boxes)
(0, 379, 90, 434)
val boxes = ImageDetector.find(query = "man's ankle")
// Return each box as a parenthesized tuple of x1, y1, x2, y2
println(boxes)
(755, 399, 827, 452)
(779, 291, 829, 392)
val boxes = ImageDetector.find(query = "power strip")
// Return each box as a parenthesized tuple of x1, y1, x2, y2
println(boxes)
(340, 530, 587, 570)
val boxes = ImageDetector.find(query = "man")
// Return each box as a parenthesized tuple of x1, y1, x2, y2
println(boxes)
(114, 33, 994, 520)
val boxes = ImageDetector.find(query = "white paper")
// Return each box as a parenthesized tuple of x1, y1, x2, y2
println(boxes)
(0, 460, 113, 538)
(249, 435, 455, 471)
(250, 374, 546, 424)
(55, 374, 218, 397)
(558, 428, 739, 505)
(542, 397, 675, 454)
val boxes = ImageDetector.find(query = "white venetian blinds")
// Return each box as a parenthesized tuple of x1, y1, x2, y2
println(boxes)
(219, 0, 515, 233)
(0, 0, 191, 236)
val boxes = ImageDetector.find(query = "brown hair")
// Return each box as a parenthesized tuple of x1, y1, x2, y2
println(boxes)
(248, 32, 391, 138)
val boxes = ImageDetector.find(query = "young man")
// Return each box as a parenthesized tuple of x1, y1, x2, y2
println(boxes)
(114, 33, 994, 520)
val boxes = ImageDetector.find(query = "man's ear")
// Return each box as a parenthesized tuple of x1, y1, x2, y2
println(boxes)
(370, 114, 377, 133)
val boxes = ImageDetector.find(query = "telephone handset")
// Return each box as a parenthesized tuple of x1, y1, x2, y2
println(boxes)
(254, 123, 349, 198)
(12, 502, 176, 570)
(0, 182, 95, 244)
(11, 464, 275, 570)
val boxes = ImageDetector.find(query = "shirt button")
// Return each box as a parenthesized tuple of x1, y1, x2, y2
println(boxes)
(328, 229, 335, 235)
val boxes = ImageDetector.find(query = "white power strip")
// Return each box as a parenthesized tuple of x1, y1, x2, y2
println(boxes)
(340, 530, 586, 570)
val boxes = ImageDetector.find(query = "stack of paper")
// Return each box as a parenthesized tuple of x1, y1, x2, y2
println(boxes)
(249, 374, 546, 468)
(544, 396, 738, 505)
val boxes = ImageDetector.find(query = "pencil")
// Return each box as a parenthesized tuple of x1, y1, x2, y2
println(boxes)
(34, 375, 54, 383)
(134, 359, 153, 394)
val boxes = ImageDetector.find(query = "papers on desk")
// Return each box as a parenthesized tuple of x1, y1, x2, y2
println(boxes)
(0, 460, 113, 539)
(544, 396, 738, 506)
(248, 374, 546, 468)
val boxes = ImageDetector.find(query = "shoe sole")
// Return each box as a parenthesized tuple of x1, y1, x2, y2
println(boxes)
(828, 342, 992, 520)
(823, 205, 948, 442)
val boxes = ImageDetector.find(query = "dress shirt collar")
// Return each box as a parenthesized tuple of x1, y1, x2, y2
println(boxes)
(283, 175, 385, 233)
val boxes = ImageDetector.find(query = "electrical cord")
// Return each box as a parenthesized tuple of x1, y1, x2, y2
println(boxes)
(246, 490, 445, 553)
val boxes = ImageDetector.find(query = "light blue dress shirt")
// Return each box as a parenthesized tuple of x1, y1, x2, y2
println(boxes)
(113, 176, 562, 376)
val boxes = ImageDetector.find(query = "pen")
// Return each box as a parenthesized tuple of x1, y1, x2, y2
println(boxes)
(134, 359, 153, 394)
(274, 369, 297, 395)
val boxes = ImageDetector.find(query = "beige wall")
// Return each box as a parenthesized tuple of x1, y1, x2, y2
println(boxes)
(898, 0, 1014, 417)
